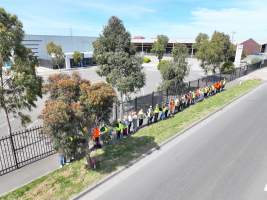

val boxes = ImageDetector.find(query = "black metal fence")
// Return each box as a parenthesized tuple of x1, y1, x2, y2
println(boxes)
(0, 126, 55, 176)
(0, 59, 266, 176)
(115, 60, 267, 119)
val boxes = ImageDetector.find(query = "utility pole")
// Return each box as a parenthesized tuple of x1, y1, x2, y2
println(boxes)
(231, 31, 236, 44)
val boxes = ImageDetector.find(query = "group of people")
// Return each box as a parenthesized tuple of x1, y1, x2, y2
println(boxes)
(91, 79, 226, 149)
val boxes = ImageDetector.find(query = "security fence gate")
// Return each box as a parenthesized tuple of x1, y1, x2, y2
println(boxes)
(0, 126, 55, 176)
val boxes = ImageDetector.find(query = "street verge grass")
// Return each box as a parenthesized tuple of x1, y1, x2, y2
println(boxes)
(0, 79, 261, 200)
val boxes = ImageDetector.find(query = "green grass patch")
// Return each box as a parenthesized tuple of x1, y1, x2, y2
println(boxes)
(0, 79, 261, 200)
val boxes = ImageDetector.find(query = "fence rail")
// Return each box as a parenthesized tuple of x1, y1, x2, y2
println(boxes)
(0, 59, 266, 176)
(0, 126, 55, 176)
(115, 60, 267, 119)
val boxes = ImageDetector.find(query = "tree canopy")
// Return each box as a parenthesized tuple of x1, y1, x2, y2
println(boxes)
(93, 16, 145, 97)
(43, 72, 116, 166)
(0, 8, 42, 136)
(151, 35, 169, 61)
(194, 31, 235, 74)
(73, 51, 84, 66)
(158, 43, 189, 91)
(46, 42, 65, 69)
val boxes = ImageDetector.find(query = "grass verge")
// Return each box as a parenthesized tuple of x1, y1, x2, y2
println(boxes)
(0, 79, 261, 200)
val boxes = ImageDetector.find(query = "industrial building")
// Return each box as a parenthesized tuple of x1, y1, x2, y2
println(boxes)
(240, 38, 262, 56)
(131, 36, 195, 55)
(261, 43, 267, 53)
(22, 34, 195, 69)
(22, 34, 96, 68)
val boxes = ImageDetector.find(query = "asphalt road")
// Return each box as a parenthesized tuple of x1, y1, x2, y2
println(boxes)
(79, 82, 267, 200)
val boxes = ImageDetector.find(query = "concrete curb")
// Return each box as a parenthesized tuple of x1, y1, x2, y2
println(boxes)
(72, 80, 262, 200)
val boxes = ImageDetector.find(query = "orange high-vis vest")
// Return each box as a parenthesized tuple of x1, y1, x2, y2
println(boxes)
(92, 128, 100, 140)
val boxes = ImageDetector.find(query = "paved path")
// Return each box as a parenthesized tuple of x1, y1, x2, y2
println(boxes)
(0, 153, 59, 195)
(79, 82, 267, 200)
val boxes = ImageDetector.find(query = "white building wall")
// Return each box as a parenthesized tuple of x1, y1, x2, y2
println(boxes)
(22, 35, 96, 61)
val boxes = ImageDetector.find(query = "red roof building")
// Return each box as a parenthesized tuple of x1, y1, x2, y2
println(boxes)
(241, 38, 261, 56)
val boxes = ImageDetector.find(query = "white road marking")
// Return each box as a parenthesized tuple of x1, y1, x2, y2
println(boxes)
(264, 184, 267, 192)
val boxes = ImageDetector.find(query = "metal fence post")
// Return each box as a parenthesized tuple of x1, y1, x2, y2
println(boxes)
(115, 102, 118, 121)
(152, 92, 154, 108)
(9, 134, 19, 169)
(166, 89, 169, 104)
(134, 97, 137, 112)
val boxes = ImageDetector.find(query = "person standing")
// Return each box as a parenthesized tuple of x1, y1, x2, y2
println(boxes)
(123, 115, 129, 136)
(128, 112, 133, 134)
(138, 109, 145, 127)
(154, 104, 160, 122)
(58, 148, 66, 168)
(92, 127, 101, 149)
(116, 121, 122, 140)
(163, 103, 169, 119)
(175, 97, 180, 112)
(147, 106, 154, 125)
(132, 111, 138, 133)
(169, 99, 175, 116)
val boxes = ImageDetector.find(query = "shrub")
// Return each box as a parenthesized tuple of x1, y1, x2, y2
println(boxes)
(157, 60, 171, 70)
(143, 57, 151, 63)
(251, 57, 262, 64)
(221, 61, 235, 74)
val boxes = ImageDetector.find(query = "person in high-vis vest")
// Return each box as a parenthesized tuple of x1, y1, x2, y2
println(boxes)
(138, 109, 145, 127)
(163, 104, 169, 119)
(154, 104, 160, 122)
(92, 127, 101, 149)
(117, 121, 123, 139)
(100, 126, 111, 145)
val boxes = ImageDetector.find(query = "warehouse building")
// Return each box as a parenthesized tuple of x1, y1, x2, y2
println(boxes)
(22, 34, 96, 68)
(22, 34, 195, 69)
(131, 36, 195, 56)
(261, 43, 267, 53)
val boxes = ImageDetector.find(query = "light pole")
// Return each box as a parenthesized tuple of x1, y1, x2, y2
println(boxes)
(231, 31, 236, 44)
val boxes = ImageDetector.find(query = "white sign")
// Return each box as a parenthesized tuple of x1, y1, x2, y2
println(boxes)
(234, 44, 243, 68)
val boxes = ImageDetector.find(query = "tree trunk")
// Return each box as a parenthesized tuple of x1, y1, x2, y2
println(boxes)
(0, 62, 19, 168)
(85, 139, 94, 169)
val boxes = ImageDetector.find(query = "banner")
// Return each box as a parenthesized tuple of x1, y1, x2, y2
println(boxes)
(234, 44, 243, 68)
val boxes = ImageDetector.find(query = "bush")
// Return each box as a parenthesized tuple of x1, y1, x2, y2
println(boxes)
(221, 61, 235, 74)
(251, 57, 262, 64)
(157, 60, 171, 70)
(143, 57, 151, 63)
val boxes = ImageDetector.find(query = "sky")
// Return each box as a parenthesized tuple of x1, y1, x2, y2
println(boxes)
(1, 0, 267, 43)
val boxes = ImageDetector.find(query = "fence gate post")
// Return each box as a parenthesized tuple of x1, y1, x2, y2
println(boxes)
(10, 134, 19, 169)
